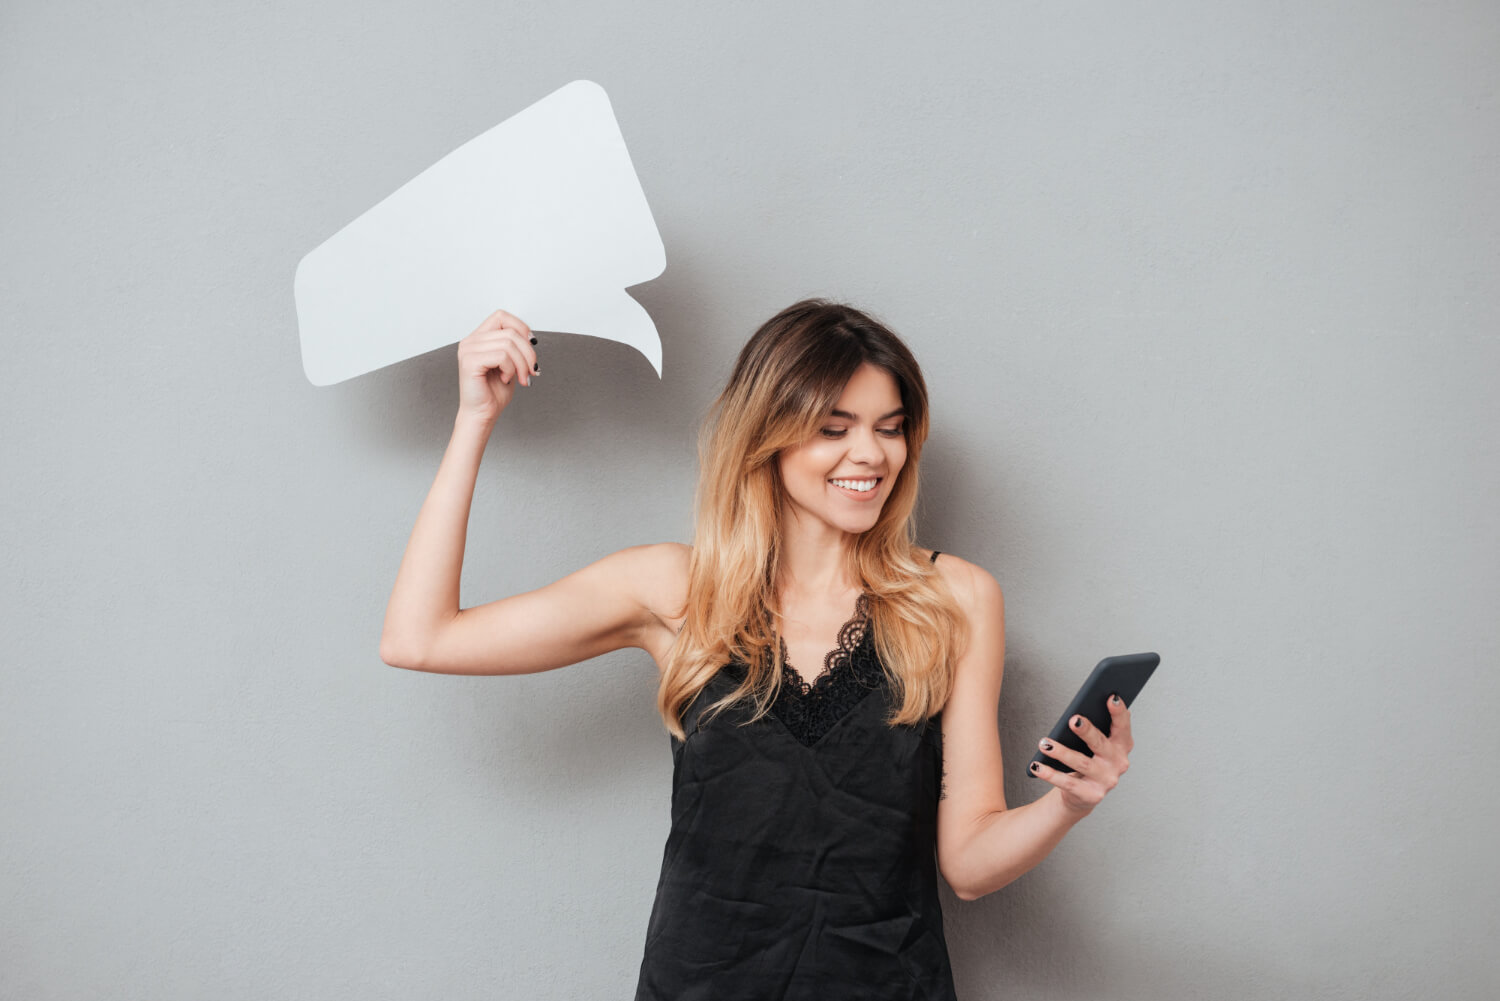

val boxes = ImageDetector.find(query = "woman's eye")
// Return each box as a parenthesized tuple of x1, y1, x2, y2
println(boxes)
(819, 428, 847, 438)
(879, 427, 904, 437)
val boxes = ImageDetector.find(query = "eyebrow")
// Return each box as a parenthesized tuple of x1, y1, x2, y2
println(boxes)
(829, 407, 907, 421)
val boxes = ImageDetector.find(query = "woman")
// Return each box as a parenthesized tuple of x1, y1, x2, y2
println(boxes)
(380, 300, 1135, 1000)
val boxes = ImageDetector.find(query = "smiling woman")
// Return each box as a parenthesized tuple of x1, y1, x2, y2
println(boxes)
(380, 298, 1137, 1001)
(780, 365, 908, 519)
(661, 300, 965, 743)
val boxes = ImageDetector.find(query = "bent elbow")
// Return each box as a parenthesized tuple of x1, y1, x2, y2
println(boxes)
(380, 637, 424, 670)
(949, 878, 987, 903)
(939, 857, 984, 902)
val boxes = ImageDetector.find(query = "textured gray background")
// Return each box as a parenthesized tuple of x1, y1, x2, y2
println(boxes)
(3, 1, 1497, 998)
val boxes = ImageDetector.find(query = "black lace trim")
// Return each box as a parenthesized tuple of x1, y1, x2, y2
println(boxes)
(770, 593, 885, 746)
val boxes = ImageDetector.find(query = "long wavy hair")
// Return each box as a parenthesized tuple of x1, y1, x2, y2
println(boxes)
(657, 299, 970, 740)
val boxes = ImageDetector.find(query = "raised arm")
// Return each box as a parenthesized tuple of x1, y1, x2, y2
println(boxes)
(385, 540, 685, 675)
(378, 308, 684, 675)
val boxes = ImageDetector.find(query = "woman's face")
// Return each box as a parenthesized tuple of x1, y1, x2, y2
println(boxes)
(777, 362, 909, 536)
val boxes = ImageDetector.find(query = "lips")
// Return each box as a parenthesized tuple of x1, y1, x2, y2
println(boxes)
(829, 477, 882, 500)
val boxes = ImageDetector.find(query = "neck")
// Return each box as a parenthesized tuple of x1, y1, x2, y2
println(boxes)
(775, 503, 861, 603)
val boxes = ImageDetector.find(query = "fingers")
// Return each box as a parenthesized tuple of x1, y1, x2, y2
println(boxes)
(1027, 758, 1077, 786)
(1067, 711, 1130, 776)
(1035, 737, 1093, 776)
(497, 338, 532, 387)
(1068, 713, 1109, 755)
(1028, 760, 1101, 812)
(1107, 694, 1134, 753)
(501, 323, 538, 381)
(465, 314, 539, 386)
(467, 310, 537, 360)
(1030, 699, 1136, 815)
(478, 344, 516, 385)
(478, 309, 533, 340)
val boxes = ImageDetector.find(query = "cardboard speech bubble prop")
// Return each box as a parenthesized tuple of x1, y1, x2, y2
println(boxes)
(294, 79, 665, 386)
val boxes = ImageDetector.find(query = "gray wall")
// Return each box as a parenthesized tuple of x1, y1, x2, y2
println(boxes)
(3, 1, 1496, 998)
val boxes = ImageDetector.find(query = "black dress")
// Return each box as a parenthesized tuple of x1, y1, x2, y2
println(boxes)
(635, 553, 956, 1001)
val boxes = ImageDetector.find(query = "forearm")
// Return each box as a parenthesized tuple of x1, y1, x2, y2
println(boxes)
(954, 787, 1089, 900)
(379, 414, 495, 663)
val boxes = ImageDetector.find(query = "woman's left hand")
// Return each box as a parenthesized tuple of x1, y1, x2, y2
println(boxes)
(1028, 694, 1134, 816)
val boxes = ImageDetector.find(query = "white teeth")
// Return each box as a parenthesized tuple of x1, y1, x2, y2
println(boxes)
(831, 478, 877, 492)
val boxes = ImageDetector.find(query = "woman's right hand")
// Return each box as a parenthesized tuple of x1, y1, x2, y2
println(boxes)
(456, 308, 539, 424)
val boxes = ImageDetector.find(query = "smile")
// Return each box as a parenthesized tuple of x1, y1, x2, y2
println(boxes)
(829, 477, 881, 499)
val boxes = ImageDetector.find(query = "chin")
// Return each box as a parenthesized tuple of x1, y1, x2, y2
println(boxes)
(833, 510, 883, 534)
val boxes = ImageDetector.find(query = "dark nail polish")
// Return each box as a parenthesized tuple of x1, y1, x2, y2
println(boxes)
(533, 363, 540, 374)
(1029, 762, 1040, 774)
(1072, 717, 1083, 729)
(529, 337, 537, 345)
(1041, 740, 1053, 751)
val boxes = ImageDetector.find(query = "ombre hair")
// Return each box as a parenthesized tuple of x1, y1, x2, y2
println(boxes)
(657, 299, 970, 740)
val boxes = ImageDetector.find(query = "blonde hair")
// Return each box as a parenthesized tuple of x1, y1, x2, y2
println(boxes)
(658, 299, 969, 740)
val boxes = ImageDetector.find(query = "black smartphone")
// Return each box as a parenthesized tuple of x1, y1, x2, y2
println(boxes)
(1028, 652, 1159, 776)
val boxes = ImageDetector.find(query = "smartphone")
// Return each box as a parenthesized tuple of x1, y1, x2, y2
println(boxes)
(1028, 652, 1159, 776)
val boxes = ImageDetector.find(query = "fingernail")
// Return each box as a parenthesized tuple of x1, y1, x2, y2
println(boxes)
(529, 337, 537, 345)
(1072, 716, 1083, 729)
(1110, 695, 1121, 705)
(533, 363, 540, 374)
(1040, 740, 1054, 751)
(1029, 762, 1040, 774)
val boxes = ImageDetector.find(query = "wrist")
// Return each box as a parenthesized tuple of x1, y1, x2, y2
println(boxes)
(1045, 786, 1094, 826)
(454, 411, 498, 435)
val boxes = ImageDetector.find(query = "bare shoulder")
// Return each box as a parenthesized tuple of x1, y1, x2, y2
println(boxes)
(926, 549, 1004, 616)
(925, 549, 1006, 693)
(627, 540, 691, 621)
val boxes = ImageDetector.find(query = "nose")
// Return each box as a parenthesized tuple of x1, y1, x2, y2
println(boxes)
(847, 426, 884, 465)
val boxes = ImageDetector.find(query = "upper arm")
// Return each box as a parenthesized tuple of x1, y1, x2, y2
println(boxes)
(931, 555, 1008, 897)
(389, 542, 688, 676)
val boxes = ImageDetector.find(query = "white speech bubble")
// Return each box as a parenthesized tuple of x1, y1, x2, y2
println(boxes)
(294, 79, 666, 386)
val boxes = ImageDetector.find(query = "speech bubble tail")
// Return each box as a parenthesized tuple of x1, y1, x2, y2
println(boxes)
(612, 290, 663, 379)
(545, 290, 663, 379)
